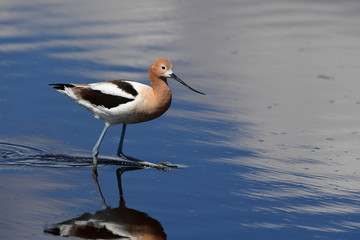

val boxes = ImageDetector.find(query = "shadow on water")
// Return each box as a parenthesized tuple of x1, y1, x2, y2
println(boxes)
(44, 166, 167, 239)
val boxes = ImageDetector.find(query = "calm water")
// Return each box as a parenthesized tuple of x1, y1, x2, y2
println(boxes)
(1, 0, 360, 239)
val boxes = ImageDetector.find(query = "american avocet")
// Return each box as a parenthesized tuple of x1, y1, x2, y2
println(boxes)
(50, 59, 204, 170)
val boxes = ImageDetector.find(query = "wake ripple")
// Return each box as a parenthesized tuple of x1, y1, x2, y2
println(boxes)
(0, 142, 135, 168)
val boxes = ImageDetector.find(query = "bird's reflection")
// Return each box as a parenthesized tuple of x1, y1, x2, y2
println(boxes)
(44, 166, 167, 239)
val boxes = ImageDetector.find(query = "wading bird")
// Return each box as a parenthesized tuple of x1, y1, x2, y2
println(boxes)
(50, 59, 204, 170)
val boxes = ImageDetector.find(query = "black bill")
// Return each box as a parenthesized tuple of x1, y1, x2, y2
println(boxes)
(170, 73, 205, 95)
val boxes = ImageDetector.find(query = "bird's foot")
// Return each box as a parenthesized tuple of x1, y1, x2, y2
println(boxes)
(118, 153, 177, 171)
(160, 161, 177, 168)
(118, 153, 140, 162)
(156, 161, 178, 171)
(118, 153, 158, 168)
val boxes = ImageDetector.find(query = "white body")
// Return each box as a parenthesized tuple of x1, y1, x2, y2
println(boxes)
(59, 80, 165, 125)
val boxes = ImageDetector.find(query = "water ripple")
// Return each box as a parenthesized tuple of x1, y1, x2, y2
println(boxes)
(0, 141, 135, 168)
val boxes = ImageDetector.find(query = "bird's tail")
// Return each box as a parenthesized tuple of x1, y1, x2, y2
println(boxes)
(44, 227, 60, 236)
(49, 83, 75, 90)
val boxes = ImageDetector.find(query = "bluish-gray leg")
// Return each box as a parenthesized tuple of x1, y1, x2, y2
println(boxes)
(116, 123, 172, 169)
(116, 124, 155, 165)
(93, 122, 110, 170)
(116, 124, 145, 163)
(117, 123, 127, 158)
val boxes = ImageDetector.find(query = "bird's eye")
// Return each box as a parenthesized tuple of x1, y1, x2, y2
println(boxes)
(161, 65, 166, 70)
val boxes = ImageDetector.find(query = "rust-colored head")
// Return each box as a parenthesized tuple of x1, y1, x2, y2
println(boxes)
(150, 58, 173, 79)
(149, 59, 205, 95)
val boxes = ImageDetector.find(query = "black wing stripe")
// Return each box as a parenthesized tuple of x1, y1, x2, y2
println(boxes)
(78, 88, 134, 109)
(109, 80, 138, 97)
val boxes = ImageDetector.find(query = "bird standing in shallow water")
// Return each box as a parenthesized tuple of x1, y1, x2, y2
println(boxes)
(50, 59, 204, 170)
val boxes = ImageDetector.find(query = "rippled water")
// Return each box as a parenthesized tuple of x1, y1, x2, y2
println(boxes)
(1, 0, 360, 239)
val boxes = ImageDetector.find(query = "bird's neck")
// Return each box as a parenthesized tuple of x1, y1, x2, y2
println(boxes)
(149, 72, 172, 101)
(147, 72, 171, 115)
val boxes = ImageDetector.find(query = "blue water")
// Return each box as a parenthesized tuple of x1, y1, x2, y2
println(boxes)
(1, 0, 360, 239)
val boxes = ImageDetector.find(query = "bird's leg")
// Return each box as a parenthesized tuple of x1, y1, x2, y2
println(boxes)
(116, 124, 144, 162)
(92, 122, 110, 172)
(116, 124, 163, 168)
(116, 124, 143, 162)
(117, 123, 128, 159)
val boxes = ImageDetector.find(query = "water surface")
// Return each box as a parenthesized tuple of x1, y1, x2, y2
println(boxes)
(1, 0, 360, 239)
